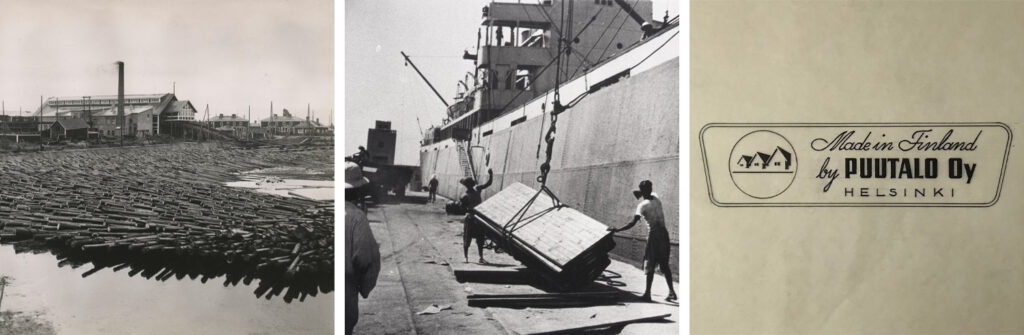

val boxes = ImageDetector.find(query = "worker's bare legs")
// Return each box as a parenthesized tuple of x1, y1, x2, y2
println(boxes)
(642, 272, 654, 301)
(476, 237, 487, 264)
(462, 230, 472, 263)
(662, 261, 677, 302)
(463, 216, 474, 262)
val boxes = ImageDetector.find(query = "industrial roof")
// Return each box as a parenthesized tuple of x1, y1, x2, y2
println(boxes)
(54, 118, 89, 130)
(261, 114, 305, 122)
(47, 93, 170, 102)
(210, 114, 248, 121)
(294, 120, 328, 128)
(34, 93, 176, 117)
(167, 100, 197, 115)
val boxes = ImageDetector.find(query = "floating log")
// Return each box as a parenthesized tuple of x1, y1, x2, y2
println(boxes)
(0, 144, 335, 299)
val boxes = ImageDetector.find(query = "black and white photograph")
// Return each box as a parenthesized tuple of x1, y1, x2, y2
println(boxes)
(345, 0, 680, 334)
(0, 1, 335, 334)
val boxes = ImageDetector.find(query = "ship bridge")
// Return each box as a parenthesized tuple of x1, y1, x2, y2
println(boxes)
(433, 0, 654, 145)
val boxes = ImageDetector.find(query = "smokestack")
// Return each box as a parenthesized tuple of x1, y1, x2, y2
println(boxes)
(117, 61, 124, 146)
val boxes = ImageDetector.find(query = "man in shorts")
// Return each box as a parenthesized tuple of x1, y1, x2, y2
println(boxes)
(460, 168, 493, 263)
(607, 180, 677, 302)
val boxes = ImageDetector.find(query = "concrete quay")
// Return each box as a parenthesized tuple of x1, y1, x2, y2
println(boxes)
(352, 194, 678, 335)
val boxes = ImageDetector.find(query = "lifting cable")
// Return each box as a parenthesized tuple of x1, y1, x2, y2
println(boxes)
(495, 24, 678, 247)
(499, 0, 573, 244)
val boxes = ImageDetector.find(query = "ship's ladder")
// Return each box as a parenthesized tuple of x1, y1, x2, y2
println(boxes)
(455, 140, 476, 179)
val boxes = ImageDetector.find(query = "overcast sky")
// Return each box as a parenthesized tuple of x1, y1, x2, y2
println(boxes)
(345, 0, 678, 165)
(0, 0, 333, 124)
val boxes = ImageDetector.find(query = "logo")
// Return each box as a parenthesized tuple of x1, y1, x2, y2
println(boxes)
(728, 130, 797, 199)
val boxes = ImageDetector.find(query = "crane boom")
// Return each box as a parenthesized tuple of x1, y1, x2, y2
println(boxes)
(400, 51, 449, 108)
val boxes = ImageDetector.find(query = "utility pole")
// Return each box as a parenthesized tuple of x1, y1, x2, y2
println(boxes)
(2, 100, 6, 143)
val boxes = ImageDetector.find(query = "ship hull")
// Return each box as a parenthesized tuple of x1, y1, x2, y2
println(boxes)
(421, 58, 679, 273)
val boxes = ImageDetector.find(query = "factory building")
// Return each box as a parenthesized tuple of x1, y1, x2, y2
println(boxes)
(0, 114, 43, 142)
(33, 93, 197, 137)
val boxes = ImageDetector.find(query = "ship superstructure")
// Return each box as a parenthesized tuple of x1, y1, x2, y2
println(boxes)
(419, 0, 679, 270)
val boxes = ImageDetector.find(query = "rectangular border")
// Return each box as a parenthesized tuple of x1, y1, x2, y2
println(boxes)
(699, 122, 1013, 207)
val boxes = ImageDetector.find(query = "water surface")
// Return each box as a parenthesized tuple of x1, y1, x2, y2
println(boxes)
(0, 244, 333, 335)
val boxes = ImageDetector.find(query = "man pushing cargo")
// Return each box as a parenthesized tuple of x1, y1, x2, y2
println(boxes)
(460, 168, 493, 263)
(607, 180, 677, 302)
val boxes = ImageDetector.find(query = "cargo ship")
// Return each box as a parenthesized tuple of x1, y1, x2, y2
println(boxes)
(418, 0, 679, 271)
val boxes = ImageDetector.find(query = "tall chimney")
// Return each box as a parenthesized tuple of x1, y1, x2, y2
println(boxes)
(117, 61, 124, 146)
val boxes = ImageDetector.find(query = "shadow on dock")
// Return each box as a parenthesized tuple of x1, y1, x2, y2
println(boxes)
(455, 263, 647, 309)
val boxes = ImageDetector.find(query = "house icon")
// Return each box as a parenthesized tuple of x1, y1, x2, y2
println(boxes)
(736, 147, 792, 170)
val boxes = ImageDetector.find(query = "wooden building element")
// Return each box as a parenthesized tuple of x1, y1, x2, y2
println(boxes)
(48, 118, 90, 141)
(471, 183, 616, 291)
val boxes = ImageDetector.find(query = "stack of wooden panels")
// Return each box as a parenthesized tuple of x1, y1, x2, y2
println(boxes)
(471, 183, 615, 291)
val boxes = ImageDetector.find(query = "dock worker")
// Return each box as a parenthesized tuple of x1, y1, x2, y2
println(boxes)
(427, 174, 439, 203)
(352, 146, 370, 166)
(460, 168, 493, 264)
(607, 180, 677, 302)
(345, 161, 381, 335)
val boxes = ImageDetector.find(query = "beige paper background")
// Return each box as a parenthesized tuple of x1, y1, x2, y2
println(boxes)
(691, 1, 1023, 334)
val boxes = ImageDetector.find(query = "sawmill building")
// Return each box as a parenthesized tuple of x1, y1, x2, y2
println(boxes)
(33, 93, 198, 137)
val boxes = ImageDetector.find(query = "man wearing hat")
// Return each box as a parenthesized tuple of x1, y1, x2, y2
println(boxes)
(607, 180, 677, 302)
(345, 162, 381, 334)
(427, 174, 439, 203)
(460, 168, 493, 263)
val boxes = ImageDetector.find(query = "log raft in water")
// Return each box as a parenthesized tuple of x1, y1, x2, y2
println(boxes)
(0, 143, 335, 297)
